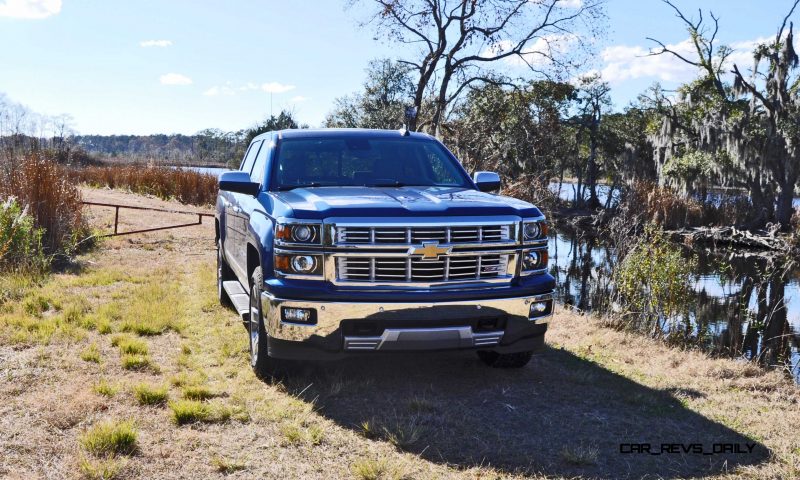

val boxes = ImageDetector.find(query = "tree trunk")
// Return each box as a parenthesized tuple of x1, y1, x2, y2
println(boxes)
(775, 175, 797, 230)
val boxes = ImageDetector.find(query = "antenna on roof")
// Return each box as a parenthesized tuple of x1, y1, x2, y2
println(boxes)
(399, 105, 418, 136)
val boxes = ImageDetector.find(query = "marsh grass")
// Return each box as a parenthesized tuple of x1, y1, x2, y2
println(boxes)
(80, 420, 138, 457)
(71, 165, 217, 206)
(133, 383, 168, 406)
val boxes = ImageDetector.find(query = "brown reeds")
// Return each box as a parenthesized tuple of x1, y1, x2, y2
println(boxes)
(0, 152, 87, 260)
(71, 165, 218, 206)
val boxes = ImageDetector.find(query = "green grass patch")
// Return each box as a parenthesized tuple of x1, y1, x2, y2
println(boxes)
(169, 400, 211, 425)
(120, 354, 154, 371)
(118, 281, 184, 336)
(116, 337, 148, 355)
(181, 385, 215, 401)
(80, 419, 138, 457)
(133, 383, 168, 406)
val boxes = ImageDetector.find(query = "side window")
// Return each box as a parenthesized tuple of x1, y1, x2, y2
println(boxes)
(250, 139, 272, 184)
(241, 140, 262, 174)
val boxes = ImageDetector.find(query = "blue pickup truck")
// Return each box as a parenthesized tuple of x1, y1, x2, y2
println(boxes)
(216, 128, 554, 377)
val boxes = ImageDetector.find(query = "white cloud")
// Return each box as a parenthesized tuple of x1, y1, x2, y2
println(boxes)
(289, 95, 310, 103)
(140, 40, 172, 48)
(261, 82, 296, 94)
(556, 0, 582, 8)
(239, 82, 260, 91)
(203, 84, 236, 96)
(160, 73, 193, 86)
(0, 0, 61, 19)
(597, 36, 773, 85)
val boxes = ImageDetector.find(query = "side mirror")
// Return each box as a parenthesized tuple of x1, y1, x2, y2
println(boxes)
(473, 171, 501, 193)
(219, 171, 260, 196)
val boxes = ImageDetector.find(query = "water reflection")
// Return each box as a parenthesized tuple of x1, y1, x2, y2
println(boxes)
(549, 230, 800, 383)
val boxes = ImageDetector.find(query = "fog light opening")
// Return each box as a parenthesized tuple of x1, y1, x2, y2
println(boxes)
(282, 307, 317, 325)
(529, 300, 551, 319)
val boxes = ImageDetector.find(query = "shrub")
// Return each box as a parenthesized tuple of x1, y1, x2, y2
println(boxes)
(0, 197, 46, 271)
(80, 419, 138, 456)
(71, 165, 218, 206)
(613, 224, 696, 336)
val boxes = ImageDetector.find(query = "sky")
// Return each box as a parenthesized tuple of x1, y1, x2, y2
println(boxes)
(0, 0, 792, 135)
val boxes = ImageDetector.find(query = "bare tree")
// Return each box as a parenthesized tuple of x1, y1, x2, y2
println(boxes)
(352, 0, 606, 135)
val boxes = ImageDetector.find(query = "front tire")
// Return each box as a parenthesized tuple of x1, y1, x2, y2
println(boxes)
(248, 267, 275, 379)
(477, 350, 534, 368)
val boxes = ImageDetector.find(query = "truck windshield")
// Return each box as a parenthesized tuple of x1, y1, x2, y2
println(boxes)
(270, 137, 471, 190)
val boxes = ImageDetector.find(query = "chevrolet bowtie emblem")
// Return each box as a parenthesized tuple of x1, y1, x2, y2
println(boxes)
(408, 242, 452, 260)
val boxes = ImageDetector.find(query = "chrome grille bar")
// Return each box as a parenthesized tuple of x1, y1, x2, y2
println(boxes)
(335, 223, 513, 247)
(337, 253, 511, 284)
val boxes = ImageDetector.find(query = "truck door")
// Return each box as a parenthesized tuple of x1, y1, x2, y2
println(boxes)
(226, 140, 262, 279)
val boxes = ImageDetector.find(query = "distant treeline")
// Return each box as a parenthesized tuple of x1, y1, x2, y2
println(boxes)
(71, 129, 246, 167)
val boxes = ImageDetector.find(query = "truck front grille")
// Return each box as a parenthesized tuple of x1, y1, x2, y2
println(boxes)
(336, 224, 512, 245)
(336, 254, 511, 283)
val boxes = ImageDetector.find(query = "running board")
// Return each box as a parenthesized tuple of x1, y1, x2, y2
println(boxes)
(222, 281, 250, 317)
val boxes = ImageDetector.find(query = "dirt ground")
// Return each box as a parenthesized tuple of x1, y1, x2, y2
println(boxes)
(1, 187, 798, 479)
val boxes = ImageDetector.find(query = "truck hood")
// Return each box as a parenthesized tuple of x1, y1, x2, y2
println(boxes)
(269, 186, 542, 219)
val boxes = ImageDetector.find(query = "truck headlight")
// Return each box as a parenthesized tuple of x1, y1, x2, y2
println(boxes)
(521, 248, 547, 274)
(522, 220, 547, 242)
(276, 222, 321, 244)
(291, 255, 317, 273)
(275, 253, 323, 276)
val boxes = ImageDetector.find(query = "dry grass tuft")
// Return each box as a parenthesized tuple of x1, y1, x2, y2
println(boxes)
(211, 455, 246, 474)
(169, 399, 212, 425)
(93, 379, 118, 398)
(80, 342, 102, 363)
(132, 383, 168, 406)
(181, 385, 215, 401)
(120, 353, 154, 372)
(80, 419, 138, 457)
(78, 455, 124, 480)
(350, 458, 404, 480)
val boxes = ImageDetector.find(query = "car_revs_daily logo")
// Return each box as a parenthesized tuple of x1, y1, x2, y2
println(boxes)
(620, 443, 758, 455)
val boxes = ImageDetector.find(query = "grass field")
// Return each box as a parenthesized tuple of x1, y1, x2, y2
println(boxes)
(0, 188, 798, 479)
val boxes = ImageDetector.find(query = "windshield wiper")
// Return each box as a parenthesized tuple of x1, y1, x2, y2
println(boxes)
(276, 183, 322, 191)
(371, 181, 409, 187)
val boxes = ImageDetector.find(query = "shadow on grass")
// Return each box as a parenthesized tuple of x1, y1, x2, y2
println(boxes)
(273, 346, 769, 479)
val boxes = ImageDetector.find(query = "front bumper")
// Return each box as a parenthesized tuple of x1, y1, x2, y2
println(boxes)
(262, 291, 553, 359)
